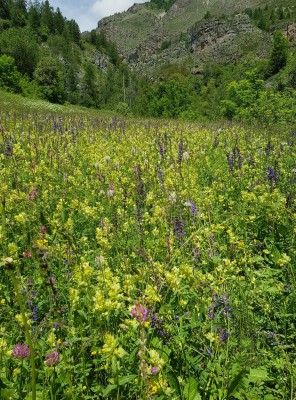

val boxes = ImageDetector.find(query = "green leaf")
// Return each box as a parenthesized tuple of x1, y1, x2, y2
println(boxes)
(183, 377, 202, 400)
(102, 384, 117, 396)
(227, 369, 248, 397)
(77, 309, 88, 320)
(167, 370, 181, 396)
(118, 375, 137, 386)
(247, 367, 270, 382)
(211, 256, 221, 265)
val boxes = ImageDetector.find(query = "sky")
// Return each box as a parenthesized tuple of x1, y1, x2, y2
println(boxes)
(48, 0, 147, 32)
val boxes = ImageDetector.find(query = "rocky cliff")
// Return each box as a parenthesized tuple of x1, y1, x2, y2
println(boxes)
(96, 0, 295, 75)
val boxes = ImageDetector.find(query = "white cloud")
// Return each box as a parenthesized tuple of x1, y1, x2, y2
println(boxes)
(91, 0, 146, 19)
(47, 0, 146, 32)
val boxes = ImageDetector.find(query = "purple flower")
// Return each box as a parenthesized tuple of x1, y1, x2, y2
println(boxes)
(267, 166, 279, 184)
(174, 217, 186, 240)
(217, 327, 229, 342)
(131, 302, 150, 323)
(45, 351, 59, 366)
(28, 188, 37, 200)
(206, 348, 212, 357)
(158, 140, 165, 159)
(150, 366, 159, 374)
(178, 140, 184, 165)
(12, 344, 30, 360)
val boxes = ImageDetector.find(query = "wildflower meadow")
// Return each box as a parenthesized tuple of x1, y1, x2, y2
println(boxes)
(0, 110, 296, 399)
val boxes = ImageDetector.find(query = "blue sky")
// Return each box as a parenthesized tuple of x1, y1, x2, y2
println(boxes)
(49, 0, 147, 32)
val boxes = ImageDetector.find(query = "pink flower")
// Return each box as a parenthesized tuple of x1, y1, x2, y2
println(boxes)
(131, 302, 150, 323)
(40, 226, 47, 235)
(150, 366, 159, 374)
(12, 344, 30, 360)
(22, 250, 32, 258)
(45, 351, 59, 366)
(28, 188, 37, 200)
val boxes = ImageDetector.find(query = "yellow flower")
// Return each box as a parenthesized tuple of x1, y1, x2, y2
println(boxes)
(47, 331, 56, 347)
(0, 338, 7, 352)
(14, 212, 27, 223)
(144, 285, 161, 303)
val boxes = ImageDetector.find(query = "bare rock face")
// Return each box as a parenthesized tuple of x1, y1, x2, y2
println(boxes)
(92, 50, 110, 72)
(287, 21, 296, 42)
(188, 14, 261, 63)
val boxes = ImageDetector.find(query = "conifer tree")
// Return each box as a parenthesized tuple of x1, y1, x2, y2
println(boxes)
(268, 30, 288, 75)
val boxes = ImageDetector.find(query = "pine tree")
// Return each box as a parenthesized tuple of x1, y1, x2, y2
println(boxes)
(28, 1, 41, 33)
(54, 7, 64, 35)
(9, 0, 27, 27)
(0, 0, 10, 19)
(268, 30, 288, 75)
(40, 0, 54, 38)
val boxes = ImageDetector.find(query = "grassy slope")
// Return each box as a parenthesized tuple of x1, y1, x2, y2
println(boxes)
(0, 89, 115, 116)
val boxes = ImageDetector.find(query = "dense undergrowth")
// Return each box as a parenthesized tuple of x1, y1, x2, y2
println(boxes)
(0, 104, 296, 399)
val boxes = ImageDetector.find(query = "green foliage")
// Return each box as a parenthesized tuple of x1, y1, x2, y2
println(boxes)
(0, 0, 10, 19)
(39, 0, 55, 39)
(220, 68, 296, 124)
(33, 56, 64, 103)
(268, 30, 288, 76)
(116, 101, 131, 116)
(0, 26, 39, 77)
(203, 10, 211, 20)
(284, 54, 296, 89)
(148, 0, 176, 11)
(149, 74, 196, 118)
(160, 40, 171, 51)
(0, 54, 21, 92)
(80, 62, 100, 108)
(9, 0, 27, 27)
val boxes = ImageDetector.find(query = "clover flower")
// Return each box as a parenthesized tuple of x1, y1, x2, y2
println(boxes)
(150, 366, 159, 374)
(45, 351, 59, 366)
(12, 344, 30, 360)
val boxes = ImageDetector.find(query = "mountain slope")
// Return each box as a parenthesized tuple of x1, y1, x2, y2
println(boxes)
(96, 0, 296, 74)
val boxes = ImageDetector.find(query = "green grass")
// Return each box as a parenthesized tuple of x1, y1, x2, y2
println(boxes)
(0, 89, 116, 116)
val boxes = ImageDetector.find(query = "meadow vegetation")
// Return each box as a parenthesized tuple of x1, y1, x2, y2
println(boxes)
(0, 98, 296, 399)
(1, 1, 296, 399)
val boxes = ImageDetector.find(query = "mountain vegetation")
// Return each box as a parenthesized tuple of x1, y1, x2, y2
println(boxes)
(0, 0, 128, 108)
(0, 0, 296, 124)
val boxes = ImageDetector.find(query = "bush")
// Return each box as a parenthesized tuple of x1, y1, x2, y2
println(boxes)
(0, 54, 21, 92)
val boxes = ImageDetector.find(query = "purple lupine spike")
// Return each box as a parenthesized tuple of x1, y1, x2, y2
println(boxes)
(178, 140, 184, 165)
(158, 140, 165, 159)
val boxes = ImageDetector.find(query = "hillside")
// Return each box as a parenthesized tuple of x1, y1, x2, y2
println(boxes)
(96, 0, 296, 74)
(0, 0, 129, 109)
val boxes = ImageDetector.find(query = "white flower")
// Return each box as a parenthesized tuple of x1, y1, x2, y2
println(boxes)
(182, 151, 189, 161)
(168, 192, 177, 203)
